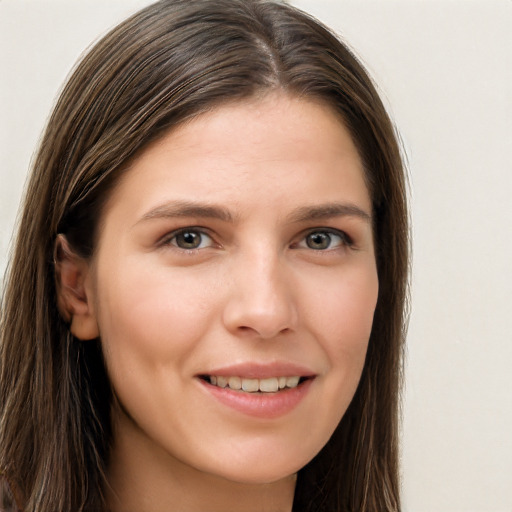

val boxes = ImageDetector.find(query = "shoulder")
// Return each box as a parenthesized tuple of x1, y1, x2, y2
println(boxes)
(0, 473, 22, 512)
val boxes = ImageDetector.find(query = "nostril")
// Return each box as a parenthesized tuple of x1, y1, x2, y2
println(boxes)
(222, 290, 298, 339)
(236, 325, 258, 336)
(236, 325, 292, 338)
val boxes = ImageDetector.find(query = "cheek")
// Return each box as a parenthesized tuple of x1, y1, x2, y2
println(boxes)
(94, 259, 218, 381)
(300, 261, 378, 416)
(304, 262, 378, 356)
(286, 262, 378, 453)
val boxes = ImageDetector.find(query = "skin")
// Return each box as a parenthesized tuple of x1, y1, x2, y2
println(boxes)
(58, 92, 379, 512)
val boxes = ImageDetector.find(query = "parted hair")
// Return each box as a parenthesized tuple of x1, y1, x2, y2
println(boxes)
(0, 1, 409, 510)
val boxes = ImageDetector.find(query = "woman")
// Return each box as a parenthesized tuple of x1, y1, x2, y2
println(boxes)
(0, 1, 408, 511)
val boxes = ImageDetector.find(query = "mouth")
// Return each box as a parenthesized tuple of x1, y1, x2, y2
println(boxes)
(197, 366, 316, 418)
(198, 375, 311, 393)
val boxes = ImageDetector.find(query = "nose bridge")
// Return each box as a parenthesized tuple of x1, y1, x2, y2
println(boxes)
(222, 242, 297, 338)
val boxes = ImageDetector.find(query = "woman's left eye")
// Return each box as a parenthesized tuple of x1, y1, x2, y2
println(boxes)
(297, 230, 351, 251)
(167, 229, 214, 250)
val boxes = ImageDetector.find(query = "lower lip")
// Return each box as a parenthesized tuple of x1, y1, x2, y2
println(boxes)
(198, 378, 314, 419)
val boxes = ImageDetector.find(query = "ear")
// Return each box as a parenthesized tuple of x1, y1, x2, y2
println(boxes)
(54, 234, 99, 340)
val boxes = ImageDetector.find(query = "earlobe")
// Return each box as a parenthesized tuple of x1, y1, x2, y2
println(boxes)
(54, 234, 100, 340)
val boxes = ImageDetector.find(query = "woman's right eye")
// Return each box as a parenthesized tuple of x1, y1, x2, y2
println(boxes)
(166, 229, 214, 250)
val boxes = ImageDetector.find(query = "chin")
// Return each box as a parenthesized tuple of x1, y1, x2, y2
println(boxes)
(219, 470, 297, 486)
(205, 455, 306, 486)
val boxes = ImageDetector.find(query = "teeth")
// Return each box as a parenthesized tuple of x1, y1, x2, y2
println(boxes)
(208, 375, 303, 393)
(216, 376, 228, 388)
(286, 376, 300, 388)
(259, 377, 279, 392)
(241, 378, 259, 392)
(228, 376, 242, 390)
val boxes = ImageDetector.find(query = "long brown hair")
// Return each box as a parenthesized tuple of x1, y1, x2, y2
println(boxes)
(0, 1, 409, 510)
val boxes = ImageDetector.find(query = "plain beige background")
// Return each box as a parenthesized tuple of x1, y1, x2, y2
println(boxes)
(1, 1, 511, 510)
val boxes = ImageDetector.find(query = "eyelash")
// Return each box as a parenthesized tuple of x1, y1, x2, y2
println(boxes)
(296, 228, 354, 251)
(161, 227, 353, 252)
(161, 227, 215, 251)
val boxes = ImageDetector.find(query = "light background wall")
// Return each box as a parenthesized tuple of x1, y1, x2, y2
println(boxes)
(1, 1, 511, 510)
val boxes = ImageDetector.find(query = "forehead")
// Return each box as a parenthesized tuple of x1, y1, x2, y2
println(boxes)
(153, 93, 359, 167)
(101, 92, 370, 225)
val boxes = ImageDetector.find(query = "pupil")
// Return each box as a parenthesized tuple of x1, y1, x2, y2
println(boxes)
(177, 231, 200, 248)
(307, 232, 330, 250)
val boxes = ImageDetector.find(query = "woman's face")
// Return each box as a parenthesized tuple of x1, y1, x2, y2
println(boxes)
(85, 93, 378, 484)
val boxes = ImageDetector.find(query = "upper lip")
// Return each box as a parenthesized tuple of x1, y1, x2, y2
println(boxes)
(199, 362, 316, 379)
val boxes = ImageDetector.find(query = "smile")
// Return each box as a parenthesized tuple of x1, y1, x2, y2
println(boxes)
(203, 375, 304, 393)
(199, 375, 314, 419)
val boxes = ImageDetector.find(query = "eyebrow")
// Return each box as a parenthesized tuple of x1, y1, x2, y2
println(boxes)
(136, 200, 371, 226)
(137, 200, 236, 225)
(287, 203, 372, 224)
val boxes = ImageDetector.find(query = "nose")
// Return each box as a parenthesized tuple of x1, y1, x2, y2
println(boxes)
(222, 251, 298, 339)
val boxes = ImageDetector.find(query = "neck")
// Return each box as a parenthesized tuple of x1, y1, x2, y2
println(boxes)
(106, 408, 296, 512)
